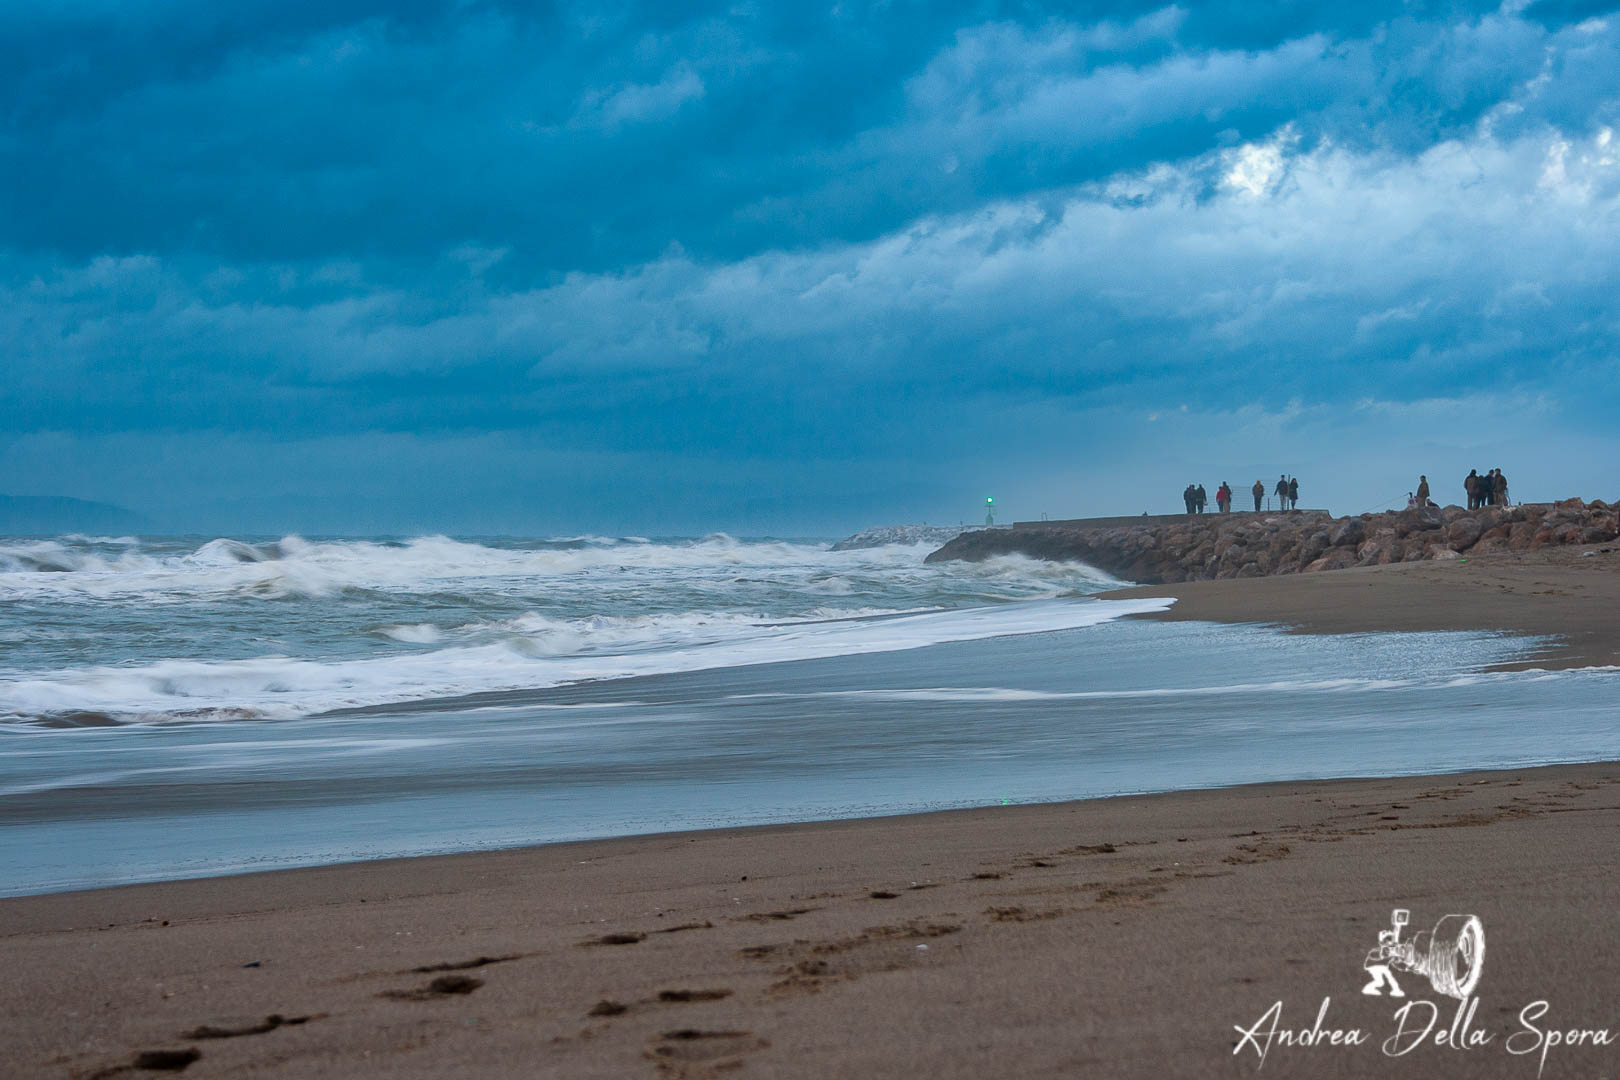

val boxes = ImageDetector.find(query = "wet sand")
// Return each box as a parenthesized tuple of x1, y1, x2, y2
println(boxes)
(5, 762, 1620, 1078)
(1103, 545, 1620, 670)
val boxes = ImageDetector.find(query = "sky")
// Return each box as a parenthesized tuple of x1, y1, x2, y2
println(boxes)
(3, 0, 1618, 535)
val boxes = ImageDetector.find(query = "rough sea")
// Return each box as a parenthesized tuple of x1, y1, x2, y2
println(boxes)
(1, 533, 1615, 895)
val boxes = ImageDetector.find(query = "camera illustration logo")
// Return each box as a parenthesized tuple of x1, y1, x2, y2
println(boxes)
(1362, 908, 1485, 1000)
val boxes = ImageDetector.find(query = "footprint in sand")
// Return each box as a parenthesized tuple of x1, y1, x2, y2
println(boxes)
(657, 989, 734, 1003)
(87, 1047, 201, 1078)
(985, 905, 1069, 923)
(182, 1014, 317, 1039)
(408, 953, 522, 973)
(736, 907, 818, 922)
(1223, 842, 1291, 864)
(378, 974, 484, 1000)
(745, 920, 964, 997)
(646, 1028, 769, 1074)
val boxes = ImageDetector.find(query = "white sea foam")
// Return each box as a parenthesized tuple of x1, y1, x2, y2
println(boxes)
(0, 534, 1116, 603)
(0, 597, 1172, 725)
(376, 623, 444, 644)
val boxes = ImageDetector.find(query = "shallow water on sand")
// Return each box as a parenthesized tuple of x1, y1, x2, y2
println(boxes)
(3, 615, 1614, 896)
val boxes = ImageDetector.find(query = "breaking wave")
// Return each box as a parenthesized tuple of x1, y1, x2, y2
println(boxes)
(0, 597, 1172, 727)
(0, 533, 1117, 603)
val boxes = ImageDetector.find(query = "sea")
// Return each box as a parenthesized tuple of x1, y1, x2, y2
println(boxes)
(2, 532, 1615, 897)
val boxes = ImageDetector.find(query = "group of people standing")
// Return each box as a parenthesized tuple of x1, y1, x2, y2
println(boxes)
(1182, 475, 1299, 514)
(1271, 475, 1300, 511)
(1178, 468, 1511, 516)
(1406, 469, 1512, 510)
(1463, 468, 1509, 510)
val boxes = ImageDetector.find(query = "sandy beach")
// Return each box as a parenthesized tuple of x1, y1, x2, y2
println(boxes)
(1104, 545, 1620, 670)
(1, 549, 1616, 1078)
(3, 762, 1618, 1079)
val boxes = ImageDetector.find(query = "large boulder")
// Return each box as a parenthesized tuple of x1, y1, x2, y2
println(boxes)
(1305, 548, 1357, 573)
(1528, 526, 1561, 549)
(1296, 530, 1331, 566)
(1394, 505, 1444, 537)
(1356, 533, 1400, 566)
(1446, 516, 1484, 551)
(1330, 519, 1365, 548)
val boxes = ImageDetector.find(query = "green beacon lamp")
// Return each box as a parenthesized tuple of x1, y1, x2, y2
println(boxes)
(985, 496, 995, 527)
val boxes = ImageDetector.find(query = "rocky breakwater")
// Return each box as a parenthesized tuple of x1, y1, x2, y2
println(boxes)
(923, 499, 1618, 584)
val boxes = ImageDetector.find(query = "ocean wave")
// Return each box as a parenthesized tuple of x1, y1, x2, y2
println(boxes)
(0, 533, 1121, 604)
(369, 607, 927, 655)
(0, 597, 1171, 727)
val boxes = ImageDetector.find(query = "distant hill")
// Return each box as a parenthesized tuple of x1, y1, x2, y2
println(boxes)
(0, 495, 151, 536)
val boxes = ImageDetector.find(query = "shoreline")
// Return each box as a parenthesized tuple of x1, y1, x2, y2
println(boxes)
(7, 551, 1620, 1075)
(1100, 546, 1620, 670)
(6, 760, 1620, 1077)
(3, 747, 1606, 904)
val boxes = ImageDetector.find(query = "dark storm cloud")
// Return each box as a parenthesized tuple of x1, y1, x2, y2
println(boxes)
(4, 0, 1620, 530)
(3, 0, 1586, 272)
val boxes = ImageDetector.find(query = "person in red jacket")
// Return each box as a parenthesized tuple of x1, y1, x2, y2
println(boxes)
(1216, 482, 1232, 513)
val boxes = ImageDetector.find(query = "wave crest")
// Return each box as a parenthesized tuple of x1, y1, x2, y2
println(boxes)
(0, 598, 1171, 727)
